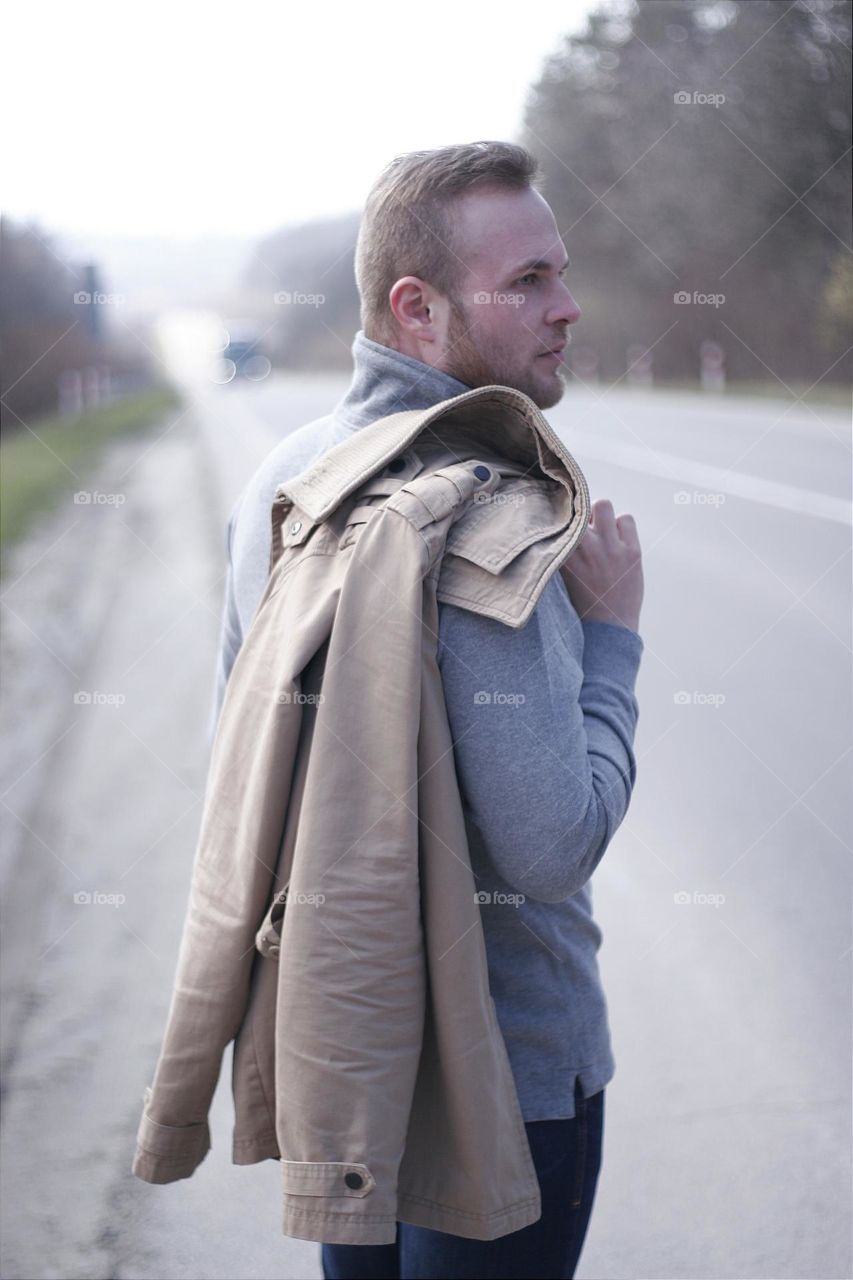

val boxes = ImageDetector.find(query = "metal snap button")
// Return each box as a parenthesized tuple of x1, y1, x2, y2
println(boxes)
(344, 1171, 364, 1189)
(290, 520, 302, 534)
(473, 465, 491, 481)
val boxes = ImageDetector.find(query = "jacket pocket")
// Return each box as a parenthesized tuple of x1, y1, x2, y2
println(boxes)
(445, 476, 566, 573)
(280, 1159, 376, 1198)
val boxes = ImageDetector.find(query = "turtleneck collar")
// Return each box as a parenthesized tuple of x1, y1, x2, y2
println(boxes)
(331, 330, 471, 432)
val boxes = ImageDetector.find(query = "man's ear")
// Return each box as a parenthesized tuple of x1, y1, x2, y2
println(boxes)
(388, 275, 434, 335)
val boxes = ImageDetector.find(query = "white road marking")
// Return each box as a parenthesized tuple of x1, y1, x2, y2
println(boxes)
(562, 428, 851, 526)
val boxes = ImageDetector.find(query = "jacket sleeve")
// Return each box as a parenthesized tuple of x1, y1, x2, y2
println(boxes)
(132, 556, 303, 1185)
(436, 573, 643, 903)
(272, 503, 432, 1241)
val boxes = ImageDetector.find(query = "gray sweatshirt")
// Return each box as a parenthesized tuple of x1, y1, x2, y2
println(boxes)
(210, 330, 644, 1120)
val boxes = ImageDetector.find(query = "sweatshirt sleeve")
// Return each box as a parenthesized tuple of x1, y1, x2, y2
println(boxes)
(207, 503, 244, 747)
(436, 574, 643, 903)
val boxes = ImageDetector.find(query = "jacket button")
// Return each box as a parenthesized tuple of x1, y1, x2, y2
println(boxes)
(268, 944, 280, 956)
(290, 520, 302, 535)
(473, 465, 491, 481)
(344, 1172, 364, 1189)
(387, 457, 406, 473)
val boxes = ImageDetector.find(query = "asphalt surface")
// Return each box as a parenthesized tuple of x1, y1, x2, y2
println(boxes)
(1, 315, 849, 1279)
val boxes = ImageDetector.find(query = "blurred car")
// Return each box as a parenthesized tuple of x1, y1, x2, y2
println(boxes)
(219, 320, 271, 382)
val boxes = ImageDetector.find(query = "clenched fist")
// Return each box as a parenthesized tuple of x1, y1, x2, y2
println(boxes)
(560, 499, 644, 634)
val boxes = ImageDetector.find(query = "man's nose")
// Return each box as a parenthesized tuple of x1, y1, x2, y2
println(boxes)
(550, 284, 581, 325)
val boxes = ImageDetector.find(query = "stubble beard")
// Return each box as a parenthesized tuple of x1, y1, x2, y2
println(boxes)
(441, 303, 565, 410)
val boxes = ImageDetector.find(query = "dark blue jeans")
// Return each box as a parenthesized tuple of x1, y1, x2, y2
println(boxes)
(321, 1079, 604, 1280)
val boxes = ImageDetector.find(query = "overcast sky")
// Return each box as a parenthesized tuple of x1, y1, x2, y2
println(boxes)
(5, 0, 600, 240)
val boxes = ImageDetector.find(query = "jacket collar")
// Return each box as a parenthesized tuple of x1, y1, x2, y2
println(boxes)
(282, 383, 589, 522)
(277, 384, 592, 628)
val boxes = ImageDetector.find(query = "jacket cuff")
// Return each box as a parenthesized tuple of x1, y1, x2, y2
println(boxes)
(581, 619, 644, 687)
(280, 1159, 396, 1245)
(131, 1086, 211, 1185)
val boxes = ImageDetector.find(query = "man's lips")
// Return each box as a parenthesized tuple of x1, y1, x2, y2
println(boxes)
(538, 344, 567, 360)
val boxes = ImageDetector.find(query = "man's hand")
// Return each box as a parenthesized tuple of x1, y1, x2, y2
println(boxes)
(560, 499, 644, 634)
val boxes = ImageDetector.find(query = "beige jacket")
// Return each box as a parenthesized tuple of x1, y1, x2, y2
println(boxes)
(131, 385, 591, 1245)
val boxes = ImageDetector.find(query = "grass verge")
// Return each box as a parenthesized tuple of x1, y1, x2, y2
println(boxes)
(1, 385, 183, 560)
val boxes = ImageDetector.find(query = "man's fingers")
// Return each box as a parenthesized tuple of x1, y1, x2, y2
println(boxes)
(590, 499, 620, 548)
(589, 501, 640, 553)
(615, 513, 639, 547)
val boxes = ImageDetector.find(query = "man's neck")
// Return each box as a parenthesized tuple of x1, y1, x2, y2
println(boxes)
(332, 330, 470, 434)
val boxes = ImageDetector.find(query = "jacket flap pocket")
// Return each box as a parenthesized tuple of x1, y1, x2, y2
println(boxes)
(445, 477, 567, 574)
(280, 1159, 376, 1198)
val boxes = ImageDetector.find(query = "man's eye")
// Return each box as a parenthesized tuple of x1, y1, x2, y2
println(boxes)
(517, 273, 538, 286)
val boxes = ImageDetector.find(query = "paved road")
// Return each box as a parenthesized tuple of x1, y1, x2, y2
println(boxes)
(1, 314, 849, 1279)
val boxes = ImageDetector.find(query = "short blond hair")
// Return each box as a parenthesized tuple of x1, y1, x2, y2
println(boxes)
(355, 140, 540, 346)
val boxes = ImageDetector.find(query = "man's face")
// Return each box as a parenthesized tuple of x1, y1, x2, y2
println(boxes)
(437, 186, 581, 410)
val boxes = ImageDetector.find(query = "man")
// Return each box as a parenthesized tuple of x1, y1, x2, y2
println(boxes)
(211, 140, 644, 1280)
